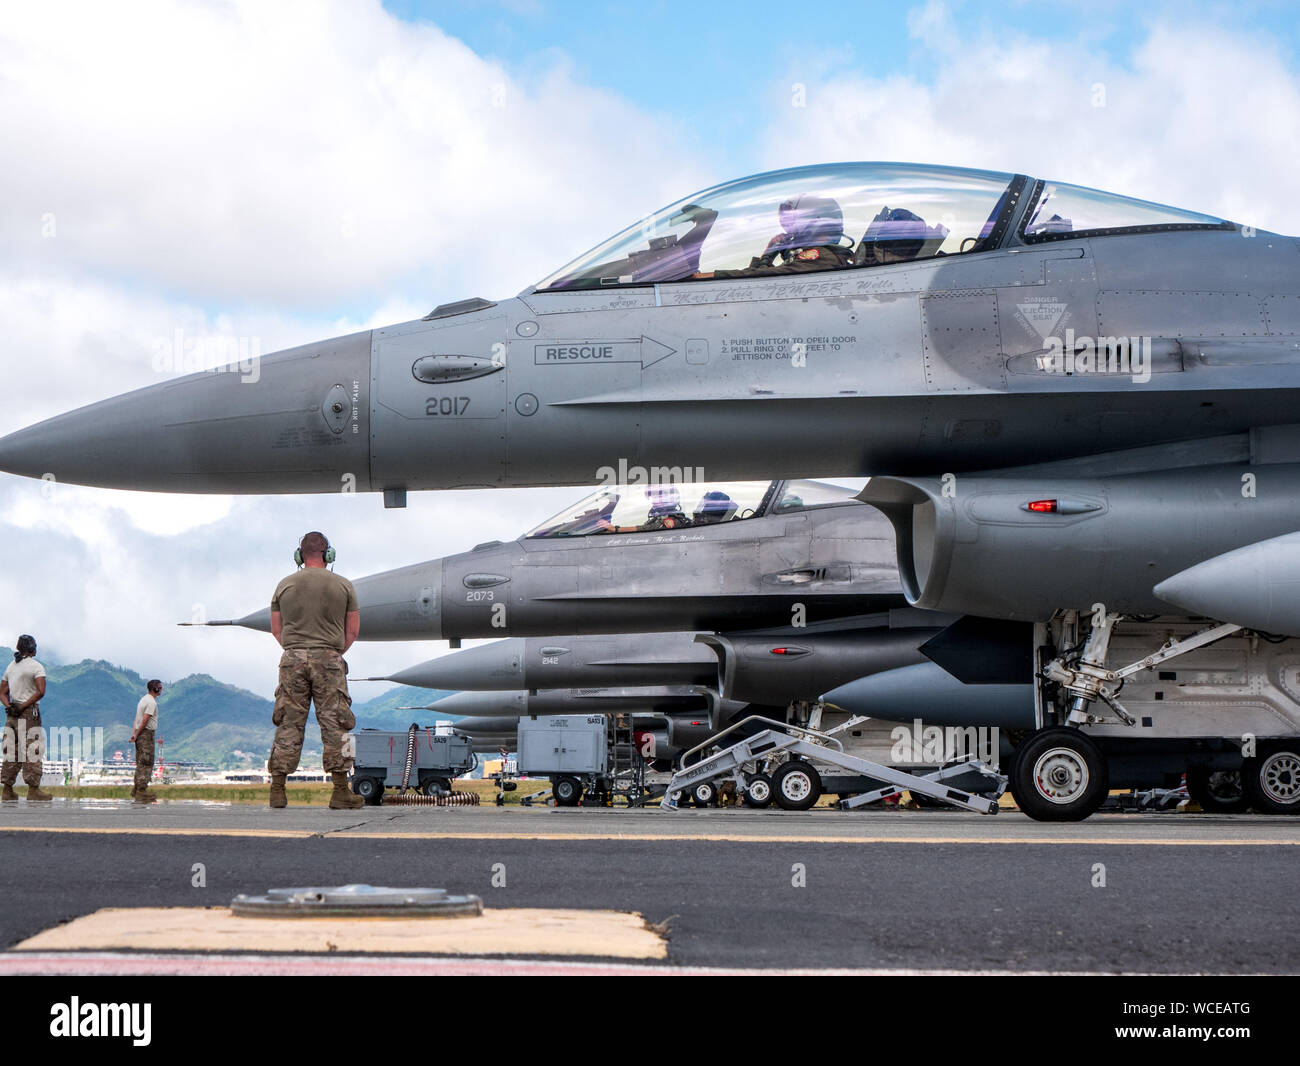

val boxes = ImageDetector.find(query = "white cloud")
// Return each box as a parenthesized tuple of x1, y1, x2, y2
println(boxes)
(0, 0, 709, 696)
(0, 0, 705, 309)
(762, 5, 1300, 234)
(0, 476, 581, 696)
(4, 0, 1300, 706)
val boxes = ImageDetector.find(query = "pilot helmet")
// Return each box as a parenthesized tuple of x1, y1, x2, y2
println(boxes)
(777, 194, 844, 250)
(645, 484, 682, 516)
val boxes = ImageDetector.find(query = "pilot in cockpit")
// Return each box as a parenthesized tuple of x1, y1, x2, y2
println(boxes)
(599, 484, 691, 533)
(694, 194, 855, 279)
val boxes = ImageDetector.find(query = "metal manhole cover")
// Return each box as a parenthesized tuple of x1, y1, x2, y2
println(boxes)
(230, 884, 483, 918)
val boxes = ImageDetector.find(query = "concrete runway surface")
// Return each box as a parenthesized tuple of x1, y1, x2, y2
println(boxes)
(0, 800, 1297, 974)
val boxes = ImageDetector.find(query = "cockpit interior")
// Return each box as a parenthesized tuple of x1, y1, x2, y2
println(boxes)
(525, 479, 861, 538)
(535, 162, 1232, 291)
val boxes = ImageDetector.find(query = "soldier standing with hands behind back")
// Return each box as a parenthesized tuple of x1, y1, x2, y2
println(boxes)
(130, 680, 162, 804)
(268, 532, 363, 810)
(2, 635, 51, 802)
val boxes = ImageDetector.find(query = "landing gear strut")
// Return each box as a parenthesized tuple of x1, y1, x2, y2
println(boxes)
(1020, 611, 1245, 821)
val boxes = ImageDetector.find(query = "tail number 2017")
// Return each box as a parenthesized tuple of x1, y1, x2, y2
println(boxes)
(425, 396, 471, 416)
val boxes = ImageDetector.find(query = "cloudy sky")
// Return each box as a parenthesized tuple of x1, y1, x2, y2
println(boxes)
(2, 0, 1298, 698)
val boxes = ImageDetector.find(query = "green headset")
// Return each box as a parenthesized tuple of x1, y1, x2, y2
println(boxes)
(294, 533, 336, 568)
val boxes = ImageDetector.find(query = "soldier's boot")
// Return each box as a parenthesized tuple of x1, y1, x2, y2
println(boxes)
(26, 785, 53, 801)
(1, 785, 17, 802)
(269, 773, 287, 809)
(134, 788, 157, 804)
(328, 771, 364, 810)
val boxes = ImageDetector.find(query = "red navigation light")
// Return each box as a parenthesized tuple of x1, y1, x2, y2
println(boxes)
(771, 647, 790, 654)
(1026, 499, 1058, 513)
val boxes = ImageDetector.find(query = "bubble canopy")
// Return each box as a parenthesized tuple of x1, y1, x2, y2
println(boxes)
(524, 479, 859, 538)
(534, 162, 1232, 291)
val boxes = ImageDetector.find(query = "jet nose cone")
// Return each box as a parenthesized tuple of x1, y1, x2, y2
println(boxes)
(352, 559, 445, 640)
(1155, 531, 1300, 637)
(385, 640, 525, 690)
(0, 330, 372, 493)
(428, 690, 526, 717)
(235, 607, 273, 633)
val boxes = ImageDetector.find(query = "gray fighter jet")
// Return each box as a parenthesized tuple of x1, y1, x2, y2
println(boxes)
(201, 479, 906, 639)
(370, 632, 719, 691)
(368, 624, 938, 708)
(3, 162, 1291, 500)
(201, 477, 956, 732)
(15, 162, 1300, 818)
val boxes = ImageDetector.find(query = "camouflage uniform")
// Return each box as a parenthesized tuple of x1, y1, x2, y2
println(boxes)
(133, 730, 155, 793)
(268, 648, 356, 774)
(1, 704, 44, 788)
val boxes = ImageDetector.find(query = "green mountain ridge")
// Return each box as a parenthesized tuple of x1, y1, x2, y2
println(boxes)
(1, 645, 456, 768)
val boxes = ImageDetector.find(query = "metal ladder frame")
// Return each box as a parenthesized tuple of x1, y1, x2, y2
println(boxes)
(606, 713, 648, 807)
(661, 715, 1004, 814)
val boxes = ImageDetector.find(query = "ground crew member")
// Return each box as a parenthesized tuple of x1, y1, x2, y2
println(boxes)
(1, 634, 51, 802)
(130, 680, 162, 804)
(268, 532, 363, 810)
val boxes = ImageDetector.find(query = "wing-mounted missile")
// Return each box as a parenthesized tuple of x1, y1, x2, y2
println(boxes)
(859, 464, 1300, 620)
(1155, 531, 1300, 637)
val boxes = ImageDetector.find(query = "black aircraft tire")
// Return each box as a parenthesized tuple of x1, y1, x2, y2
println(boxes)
(1185, 767, 1248, 813)
(1242, 745, 1300, 815)
(1010, 728, 1108, 822)
(553, 776, 583, 807)
(353, 776, 382, 805)
(691, 781, 717, 807)
(772, 760, 822, 811)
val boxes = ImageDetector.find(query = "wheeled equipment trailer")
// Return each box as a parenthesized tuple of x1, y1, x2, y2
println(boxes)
(661, 715, 1005, 813)
(517, 713, 654, 807)
(350, 726, 477, 805)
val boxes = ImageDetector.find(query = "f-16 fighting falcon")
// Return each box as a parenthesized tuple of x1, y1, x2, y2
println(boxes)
(197, 480, 909, 641)
(10, 162, 1300, 818)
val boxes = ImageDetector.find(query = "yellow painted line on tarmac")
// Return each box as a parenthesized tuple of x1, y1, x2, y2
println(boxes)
(13, 907, 666, 959)
(333, 831, 1300, 846)
(0, 824, 1297, 845)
